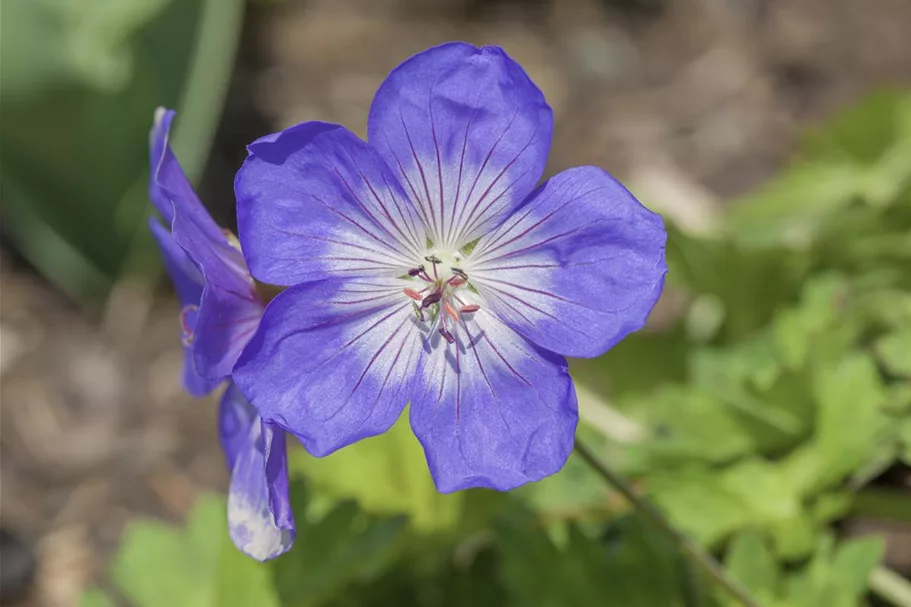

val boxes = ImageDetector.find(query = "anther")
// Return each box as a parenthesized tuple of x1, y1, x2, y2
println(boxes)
(421, 291, 442, 308)
(448, 277, 466, 287)
(407, 266, 425, 277)
(444, 302, 460, 321)
(424, 255, 442, 265)
(459, 304, 480, 314)
(439, 327, 456, 344)
(451, 267, 468, 280)
(403, 288, 423, 301)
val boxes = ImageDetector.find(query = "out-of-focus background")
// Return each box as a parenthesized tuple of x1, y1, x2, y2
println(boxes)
(2, 0, 910, 606)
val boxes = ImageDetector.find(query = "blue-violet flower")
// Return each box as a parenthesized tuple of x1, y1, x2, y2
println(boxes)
(233, 43, 667, 492)
(148, 108, 295, 560)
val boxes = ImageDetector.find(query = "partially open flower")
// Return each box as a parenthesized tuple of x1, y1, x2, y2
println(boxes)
(147, 109, 294, 561)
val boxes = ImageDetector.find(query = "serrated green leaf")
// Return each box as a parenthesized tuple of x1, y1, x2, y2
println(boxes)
(649, 459, 800, 548)
(782, 354, 892, 498)
(288, 412, 462, 531)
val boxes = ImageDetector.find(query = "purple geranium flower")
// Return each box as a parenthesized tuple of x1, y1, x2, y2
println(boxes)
(233, 43, 667, 492)
(148, 108, 295, 560)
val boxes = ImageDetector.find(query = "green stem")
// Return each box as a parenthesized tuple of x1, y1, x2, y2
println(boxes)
(573, 439, 763, 607)
(869, 566, 911, 607)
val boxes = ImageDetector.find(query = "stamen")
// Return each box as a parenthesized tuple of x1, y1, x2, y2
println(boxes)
(459, 304, 480, 314)
(407, 266, 425, 277)
(403, 288, 423, 301)
(447, 277, 466, 287)
(444, 301, 459, 321)
(421, 291, 442, 308)
(439, 326, 455, 344)
(424, 255, 441, 279)
(451, 267, 468, 280)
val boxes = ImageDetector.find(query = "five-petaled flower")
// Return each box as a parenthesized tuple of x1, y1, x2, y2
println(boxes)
(148, 108, 295, 560)
(233, 42, 667, 492)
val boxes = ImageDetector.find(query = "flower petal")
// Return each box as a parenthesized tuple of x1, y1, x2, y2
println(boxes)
(233, 278, 424, 457)
(224, 384, 295, 561)
(155, 123, 265, 381)
(465, 167, 667, 358)
(410, 300, 577, 492)
(148, 217, 202, 309)
(236, 122, 425, 286)
(219, 383, 258, 470)
(368, 42, 553, 250)
(150, 109, 225, 244)
(148, 107, 175, 223)
(148, 218, 219, 397)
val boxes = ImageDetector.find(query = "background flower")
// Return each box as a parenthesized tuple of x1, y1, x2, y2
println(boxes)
(147, 108, 295, 561)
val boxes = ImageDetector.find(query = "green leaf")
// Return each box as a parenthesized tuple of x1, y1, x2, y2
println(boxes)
(269, 480, 407, 607)
(729, 91, 911, 249)
(496, 510, 681, 607)
(875, 328, 911, 377)
(111, 495, 279, 607)
(649, 459, 801, 548)
(829, 537, 886, 605)
(569, 324, 689, 400)
(288, 412, 463, 532)
(900, 418, 911, 465)
(802, 89, 911, 162)
(772, 275, 849, 369)
(518, 447, 609, 518)
(80, 589, 116, 607)
(621, 386, 758, 468)
(782, 353, 891, 498)
(724, 531, 778, 605)
(886, 382, 911, 415)
(783, 535, 885, 607)
(728, 160, 864, 249)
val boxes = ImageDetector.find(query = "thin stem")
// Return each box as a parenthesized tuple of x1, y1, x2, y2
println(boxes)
(869, 566, 911, 607)
(573, 439, 763, 607)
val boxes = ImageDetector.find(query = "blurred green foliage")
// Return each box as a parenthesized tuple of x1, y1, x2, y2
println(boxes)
(0, 0, 243, 301)
(86, 90, 911, 605)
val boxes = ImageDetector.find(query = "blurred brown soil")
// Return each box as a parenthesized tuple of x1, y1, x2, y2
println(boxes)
(3, 0, 911, 604)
